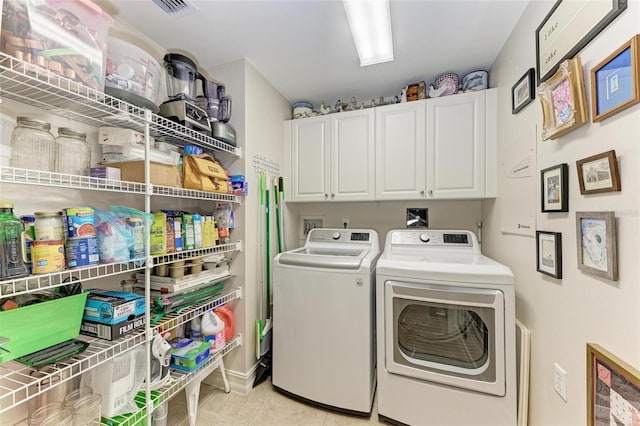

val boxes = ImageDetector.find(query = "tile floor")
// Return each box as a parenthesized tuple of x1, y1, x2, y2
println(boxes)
(166, 378, 386, 426)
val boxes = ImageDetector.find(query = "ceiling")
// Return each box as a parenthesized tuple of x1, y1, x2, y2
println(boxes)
(105, 0, 530, 109)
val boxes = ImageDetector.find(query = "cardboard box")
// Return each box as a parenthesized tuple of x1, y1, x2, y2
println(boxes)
(80, 314, 145, 341)
(83, 289, 146, 325)
(107, 161, 182, 187)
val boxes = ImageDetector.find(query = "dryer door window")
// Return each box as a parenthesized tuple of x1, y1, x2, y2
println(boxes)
(385, 280, 506, 396)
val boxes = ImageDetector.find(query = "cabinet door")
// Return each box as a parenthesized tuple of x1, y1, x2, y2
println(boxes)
(426, 91, 486, 199)
(289, 116, 331, 201)
(375, 101, 426, 200)
(331, 109, 375, 201)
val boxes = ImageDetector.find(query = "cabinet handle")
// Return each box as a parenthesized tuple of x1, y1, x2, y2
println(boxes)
(420, 190, 425, 196)
(428, 190, 433, 196)
(331, 193, 335, 198)
(324, 194, 328, 199)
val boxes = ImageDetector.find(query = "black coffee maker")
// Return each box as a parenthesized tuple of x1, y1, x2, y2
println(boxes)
(158, 53, 211, 135)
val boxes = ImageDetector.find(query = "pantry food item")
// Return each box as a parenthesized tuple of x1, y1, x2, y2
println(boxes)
(34, 211, 65, 241)
(31, 240, 66, 274)
(64, 207, 97, 238)
(0, 201, 29, 278)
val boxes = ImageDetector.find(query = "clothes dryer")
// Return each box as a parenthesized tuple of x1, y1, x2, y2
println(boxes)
(376, 230, 516, 425)
(273, 228, 380, 415)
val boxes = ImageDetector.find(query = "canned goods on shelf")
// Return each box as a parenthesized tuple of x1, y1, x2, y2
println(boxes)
(31, 240, 66, 274)
(64, 207, 96, 238)
(65, 237, 99, 268)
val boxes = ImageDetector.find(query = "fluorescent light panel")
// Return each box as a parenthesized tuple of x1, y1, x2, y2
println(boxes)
(343, 0, 394, 66)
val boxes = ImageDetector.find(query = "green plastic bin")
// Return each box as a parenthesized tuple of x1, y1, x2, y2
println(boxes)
(0, 292, 89, 363)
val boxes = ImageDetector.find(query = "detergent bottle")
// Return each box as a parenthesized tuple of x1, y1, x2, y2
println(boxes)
(214, 304, 235, 341)
(201, 310, 225, 352)
(189, 316, 202, 340)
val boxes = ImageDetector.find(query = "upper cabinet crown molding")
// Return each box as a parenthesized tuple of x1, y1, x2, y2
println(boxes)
(285, 89, 497, 202)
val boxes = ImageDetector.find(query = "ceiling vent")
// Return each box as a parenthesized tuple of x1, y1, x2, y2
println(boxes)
(152, 0, 198, 17)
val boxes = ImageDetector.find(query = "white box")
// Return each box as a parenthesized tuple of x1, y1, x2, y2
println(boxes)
(98, 127, 154, 146)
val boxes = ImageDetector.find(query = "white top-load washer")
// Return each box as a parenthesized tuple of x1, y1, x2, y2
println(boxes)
(376, 229, 516, 426)
(273, 228, 380, 415)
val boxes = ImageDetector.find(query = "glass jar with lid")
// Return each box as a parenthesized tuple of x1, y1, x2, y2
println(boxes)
(34, 211, 65, 241)
(55, 127, 90, 175)
(9, 117, 56, 172)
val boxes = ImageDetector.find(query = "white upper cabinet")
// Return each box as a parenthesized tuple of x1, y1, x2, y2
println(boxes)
(286, 109, 375, 202)
(426, 90, 495, 199)
(375, 101, 426, 200)
(285, 89, 496, 202)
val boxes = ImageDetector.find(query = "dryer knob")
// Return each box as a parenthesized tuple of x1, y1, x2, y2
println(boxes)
(419, 233, 430, 243)
(332, 232, 341, 240)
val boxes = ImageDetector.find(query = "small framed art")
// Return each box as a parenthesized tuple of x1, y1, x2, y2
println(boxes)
(537, 57, 588, 141)
(576, 211, 617, 281)
(512, 68, 536, 114)
(591, 34, 640, 122)
(587, 343, 640, 426)
(576, 150, 621, 195)
(536, 231, 562, 278)
(540, 163, 568, 212)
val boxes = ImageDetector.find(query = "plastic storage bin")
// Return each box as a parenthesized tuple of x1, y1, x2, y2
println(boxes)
(1, 0, 114, 91)
(0, 291, 89, 363)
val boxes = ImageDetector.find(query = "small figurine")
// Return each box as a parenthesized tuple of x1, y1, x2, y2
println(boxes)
(401, 86, 408, 103)
(348, 97, 358, 111)
(428, 84, 448, 98)
(370, 99, 377, 108)
(359, 102, 365, 109)
(334, 99, 342, 113)
(320, 102, 331, 115)
(375, 96, 386, 107)
(393, 95, 400, 104)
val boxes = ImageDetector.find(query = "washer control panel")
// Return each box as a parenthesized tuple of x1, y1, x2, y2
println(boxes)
(309, 229, 372, 243)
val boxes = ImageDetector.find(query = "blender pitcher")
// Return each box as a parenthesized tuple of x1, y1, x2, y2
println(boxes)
(163, 53, 199, 101)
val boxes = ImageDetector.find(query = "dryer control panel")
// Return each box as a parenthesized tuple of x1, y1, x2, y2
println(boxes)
(390, 230, 474, 247)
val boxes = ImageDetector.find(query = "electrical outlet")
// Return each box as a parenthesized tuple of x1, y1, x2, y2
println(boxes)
(554, 363, 567, 402)
(341, 218, 349, 229)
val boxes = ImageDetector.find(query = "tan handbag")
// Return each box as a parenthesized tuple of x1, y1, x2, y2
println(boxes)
(183, 154, 230, 193)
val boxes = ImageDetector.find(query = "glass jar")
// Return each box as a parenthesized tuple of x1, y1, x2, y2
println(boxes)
(10, 117, 56, 172)
(34, 211, 65, 241)
(55, 127, 90, 175)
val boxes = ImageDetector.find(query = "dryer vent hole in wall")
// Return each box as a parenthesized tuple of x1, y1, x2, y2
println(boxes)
(406, 208, 428, 228)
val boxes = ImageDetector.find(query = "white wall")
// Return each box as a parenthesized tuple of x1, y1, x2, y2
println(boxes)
(206, 59, 290, 389)
(293, 200, 482, 249)
(484, 1, 640, 424)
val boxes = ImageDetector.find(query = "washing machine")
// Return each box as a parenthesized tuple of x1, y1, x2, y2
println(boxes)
(273, 228, 380, 415)
(376, 229, 516, 425)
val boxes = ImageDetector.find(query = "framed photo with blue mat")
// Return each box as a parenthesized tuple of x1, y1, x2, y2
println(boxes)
(591, 34, 640, 122)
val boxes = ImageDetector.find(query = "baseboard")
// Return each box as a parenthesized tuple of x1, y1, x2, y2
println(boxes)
(202, 363, 259, 395)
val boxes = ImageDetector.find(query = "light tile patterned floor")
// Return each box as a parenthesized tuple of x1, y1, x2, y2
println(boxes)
(167, 378, 385, 426)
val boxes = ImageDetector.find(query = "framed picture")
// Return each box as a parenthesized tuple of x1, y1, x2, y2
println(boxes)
(540, 163, 568, 212)
(300, 216, 324, 239)
(576, 211, 617, 281)
(536, 0, 628, 85)
(512, 68, 536, 114)
(576, 150, 621, 195)
(537, 57, 588, 141)
(591, 34, 640, 122)
(536, 231, 562, 278)
(587, 343, 640, 426)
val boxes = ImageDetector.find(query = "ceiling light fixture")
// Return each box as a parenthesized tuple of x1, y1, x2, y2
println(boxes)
(343, 0, 394, 67)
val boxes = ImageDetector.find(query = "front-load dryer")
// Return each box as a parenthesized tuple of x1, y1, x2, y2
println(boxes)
(273, 228, 380, 415)
(376, 229, 516, 425)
